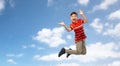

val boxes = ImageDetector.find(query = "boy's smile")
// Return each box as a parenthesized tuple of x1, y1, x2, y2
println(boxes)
(70, 14, 78, 22)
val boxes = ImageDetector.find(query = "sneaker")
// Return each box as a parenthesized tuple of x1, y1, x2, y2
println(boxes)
(66, 48, 72, 58)
(58, 48, 65, 57)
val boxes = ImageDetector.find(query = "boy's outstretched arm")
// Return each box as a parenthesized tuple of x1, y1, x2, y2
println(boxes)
(58, 22, 72, 32)
(79, 10, 88, 23)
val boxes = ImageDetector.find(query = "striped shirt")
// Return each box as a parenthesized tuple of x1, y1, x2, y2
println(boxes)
(70, 19, 86, 42)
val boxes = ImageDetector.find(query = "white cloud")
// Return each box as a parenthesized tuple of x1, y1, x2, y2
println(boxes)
(7, 59, 17, 64)
(108, 61, 120, 66)
(0, 0, 15, 14)
(30, 44, 36, 48)
(47, 0, 54, 7)
(92, 0, 118, 12)
(33, 55, 41, 60)
(34, 27, 66, 47)
(33, 42, 120, 63)
(7, 0, 15, 8)
(90, 18, 103, 33)
(0, 0, 15, 10)
(6, 53, 24, 58)
(104, 22, 113, 28)
(0, 0, 5, 12)
(66, 34, 72, 40)
(104, 23, 120, 37)
(22, 45, 27, 49)
(22, 44, 45, 50)
(22, 44, 36, 49)
(33, 53, 67, 61)
(70, 3, 78, 7)
(78, 0, 89, 6)
(56, 63, 80, 66)
(37, 47, 44, 50)
(108, 9, 120, 20)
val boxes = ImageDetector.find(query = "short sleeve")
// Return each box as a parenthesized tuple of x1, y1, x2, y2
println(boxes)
(78, 19, 84, 24)
(70, 24, 74, 30)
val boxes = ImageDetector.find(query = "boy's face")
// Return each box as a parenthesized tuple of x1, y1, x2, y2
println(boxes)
(70, 14, 78, 22)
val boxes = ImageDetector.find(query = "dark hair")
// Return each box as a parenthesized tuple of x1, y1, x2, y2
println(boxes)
(70, 12, 78, 16)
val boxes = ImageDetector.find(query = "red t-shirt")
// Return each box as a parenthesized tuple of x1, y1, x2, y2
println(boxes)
(70, 19, 86, 42)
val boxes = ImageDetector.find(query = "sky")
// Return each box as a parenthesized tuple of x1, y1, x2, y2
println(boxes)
(0, 0, 120, 66)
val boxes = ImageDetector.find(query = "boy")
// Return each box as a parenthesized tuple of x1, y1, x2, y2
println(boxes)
(58, 9, 88, 58)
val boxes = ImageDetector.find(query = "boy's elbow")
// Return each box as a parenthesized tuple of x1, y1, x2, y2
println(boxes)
(66, 28, 72, 32)
(84, 19, 88, 23)
(67, 30, 71, 32)
(67, 29, 72, 32)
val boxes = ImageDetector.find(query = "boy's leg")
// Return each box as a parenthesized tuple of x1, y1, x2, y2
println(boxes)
(66, 48, 72, 58)
(81, 40, 86, 55)
(65, 41, 83, 55)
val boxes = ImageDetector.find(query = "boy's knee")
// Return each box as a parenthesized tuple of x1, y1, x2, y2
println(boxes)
(77, 50, 87, 55)
(76, 51, 81, 55)
(82, 52, 86, 55)
(81, 51, 87, 55)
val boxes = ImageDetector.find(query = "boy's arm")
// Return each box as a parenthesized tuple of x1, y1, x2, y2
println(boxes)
(79, 10, 88, 23)
(58, 22, 72, 32)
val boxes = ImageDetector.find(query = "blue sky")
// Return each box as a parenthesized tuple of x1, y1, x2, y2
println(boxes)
(0, 0, 120, 66)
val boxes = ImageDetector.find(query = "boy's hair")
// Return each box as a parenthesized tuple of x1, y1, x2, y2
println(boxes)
(70, 12, 78, 16)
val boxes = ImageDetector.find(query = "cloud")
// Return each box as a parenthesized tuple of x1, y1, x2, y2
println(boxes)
(33, 53, 67, 61)
(90, 18, 103, 33)
(30, 44, 36, 48)
(108, 9, 120, 20)
(47, 0, 54, 7)
(0, 0, 15, 14)
(37, 47, 45, 50)
(108, 61, 120, 66)
(104, 23, 120, 37)
(56, 63, 80, 66)
(33, 42, 120, 62)
(0, 0, 5, 12)
(22, 44, 36, 49)
(78, 0, 89, 6)
(22, 44, 45, 50)
(22, 45, 27, 49)
(6, 53, 24, 58)
(66, 34, 72, 40)
(7, 0, 15, 8)
(7, 59, 17, 64)
(92, 0, 118, 12)
(104, 22, 113, 28)
(34, 27, 66, 47)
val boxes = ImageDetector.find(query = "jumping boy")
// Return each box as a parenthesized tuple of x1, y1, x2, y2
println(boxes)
(58, 9, 88, 58)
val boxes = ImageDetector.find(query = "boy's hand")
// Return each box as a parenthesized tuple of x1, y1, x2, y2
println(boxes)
(58, 22, 65, 26)
(79, 9, 88, 23)
(79, 9, 84, 16)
